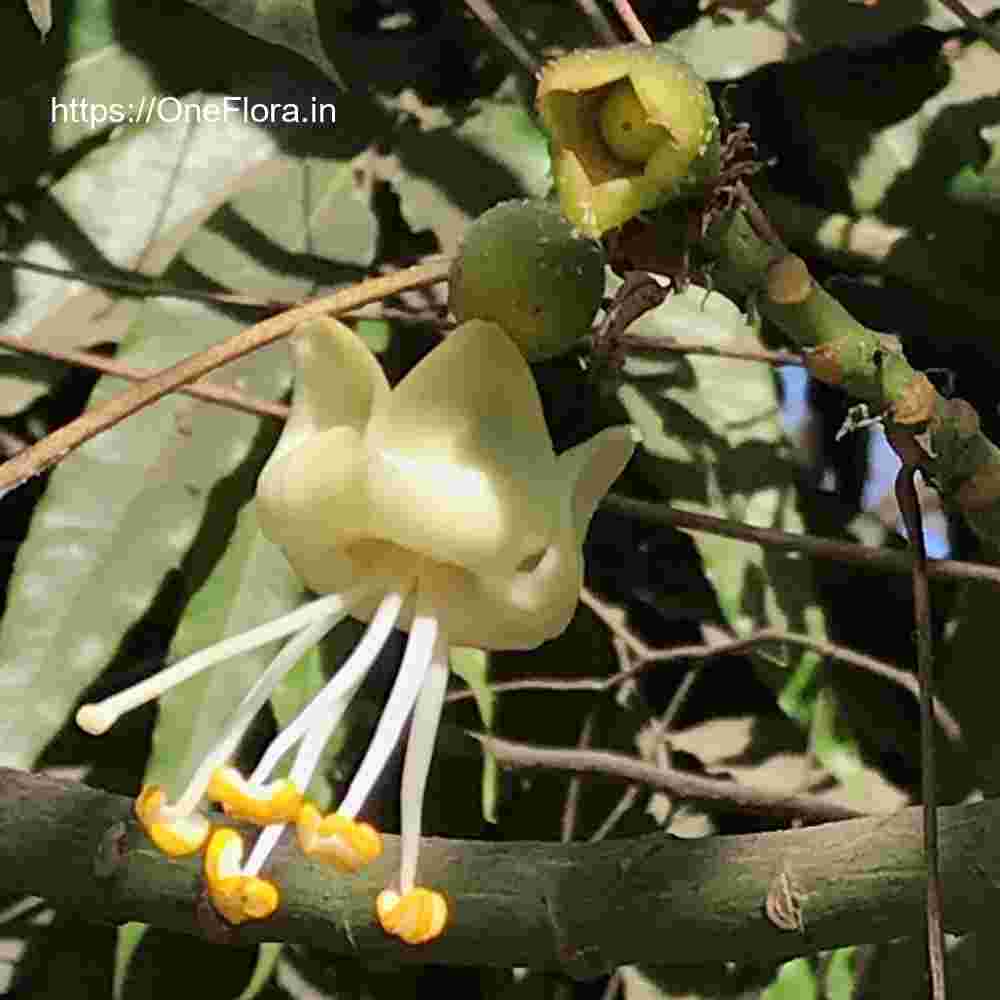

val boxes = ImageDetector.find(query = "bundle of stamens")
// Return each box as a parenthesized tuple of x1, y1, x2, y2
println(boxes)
(78, 315, 636, 942)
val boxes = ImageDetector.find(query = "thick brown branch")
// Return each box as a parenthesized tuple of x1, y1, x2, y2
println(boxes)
(2, 769, 999, 975)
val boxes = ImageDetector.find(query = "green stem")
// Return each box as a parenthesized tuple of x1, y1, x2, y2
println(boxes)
(704, 206, 1000, 548)
(3, 768, 1000, 971)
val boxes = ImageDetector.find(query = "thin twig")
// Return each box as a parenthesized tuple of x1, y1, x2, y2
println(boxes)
(448, 620, 960, 740)
(473, 732, 865, 825)
(0, 253, 453, 326)
(584, 582, 958, 740)
(936, 0, 1000, 54)
(0, 333, 289, 421)
(562, 711, 596, 843)
(0, 252, 291, 311)
(896, 465, 948, 998)
(0, 259, 451, 496)
(602, 492, 1000, 589)
(0, 429, 28, 458)
(612, 0, 653, 44)
(617, 333, 802, 367)
(589, 785, 640, 842)
(462, 0, 540, 74)
(573, 0, 621, 43)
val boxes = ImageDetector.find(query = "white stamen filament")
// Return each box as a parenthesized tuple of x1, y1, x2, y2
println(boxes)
(242, 822, 286, 878)
(238, 584, 414, 879)
(75, 586, 371, 736)
(164, 594, 358, 820)
(248, 583, 413, 786)
(398, 633, 450, 894)
(339, 592, 440, 820)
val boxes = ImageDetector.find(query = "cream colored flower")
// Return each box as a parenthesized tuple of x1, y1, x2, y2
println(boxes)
(77, 317, 637, 942)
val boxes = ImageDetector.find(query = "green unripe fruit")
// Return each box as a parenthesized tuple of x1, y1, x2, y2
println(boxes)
(599, 79, 669, 164)
(449, 199, 606, 362)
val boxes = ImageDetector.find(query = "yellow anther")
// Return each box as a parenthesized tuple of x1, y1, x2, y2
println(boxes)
(206, 766, 303, 825)
(376, 888, 448, 945)
(134, 785, 210, 857)
(203, 828, 279, 925)
(296, 803, 383, 873)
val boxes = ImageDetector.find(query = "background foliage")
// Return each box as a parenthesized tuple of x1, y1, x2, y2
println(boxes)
(2, 0, 999, 997)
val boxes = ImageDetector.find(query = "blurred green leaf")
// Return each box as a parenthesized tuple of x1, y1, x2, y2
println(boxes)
(762, 957, 818, 1000)
(239, 942, 284, 1000)
(672, 0, 795, 80)
(0, 106, 377, 769)
(389, 100, 552, 253)
(0, 298, 289, 769)
(449, 645, 496, 822)
(948, 122, 1000, 214)
(0, 97, 279, 414)
(112, 923, 147, 1000)
(182, 0, 347, 83)
(823, 947, 859, 1000)
(143, 500, 305, 797)
(614, 283, 861, 779)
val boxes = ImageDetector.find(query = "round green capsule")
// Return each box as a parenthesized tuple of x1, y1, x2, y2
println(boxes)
(449, 199, 606, 362)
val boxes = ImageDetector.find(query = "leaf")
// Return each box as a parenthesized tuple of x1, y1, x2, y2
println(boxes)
(787, 37, 1000, 217)
(0, 96, 280, 414)
(823, 947, 859, 1000)
(239, 942, 284, 1000)
(182, 0, 348, 84)
(112, 923, 147, 1000)
(449, 646, 497, 823)
(0, 303, 290, 770)
(142, 500, 306, 796)
(614, 283, 862, 781)
(762, 958, 819, 1000)
(0, 117, 377, 768)
(672, 0, 796, 80)
(388, 100, 552, 254)
(948, 122, 1000, 214)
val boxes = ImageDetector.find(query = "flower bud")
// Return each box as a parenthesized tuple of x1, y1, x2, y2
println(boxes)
(449, 199, 606, 361)
(537, 43, 719, 238)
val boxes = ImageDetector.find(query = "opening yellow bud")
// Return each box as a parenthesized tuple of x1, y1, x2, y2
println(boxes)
(599, 79, 669, 165)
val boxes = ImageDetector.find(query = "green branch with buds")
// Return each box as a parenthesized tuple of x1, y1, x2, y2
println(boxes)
(538, 39, 1000, 552)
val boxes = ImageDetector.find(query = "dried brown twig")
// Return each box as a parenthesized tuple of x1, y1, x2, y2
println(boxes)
(473, 732, 864, 825)
(604, 493, 1000, 589)
(612, 0, 653, 44)
(0, 333, 290, 421)
(447, 602, 961, 740)
(895, 459, 948, 998)
(0, 259, 451, 497)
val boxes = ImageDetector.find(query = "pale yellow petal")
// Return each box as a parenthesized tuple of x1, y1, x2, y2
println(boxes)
(561, 425, 640, 544)
(269, 317, 390, 464)
(366, 321, 561, 575)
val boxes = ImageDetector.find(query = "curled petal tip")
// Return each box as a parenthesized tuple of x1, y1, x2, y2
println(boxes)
(204, 828, 280, 925)
(297, 803, 383, 872)
(134, 785, 210, 857)
(207, 766, 303, 825)
(376, 888, 449, 945)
